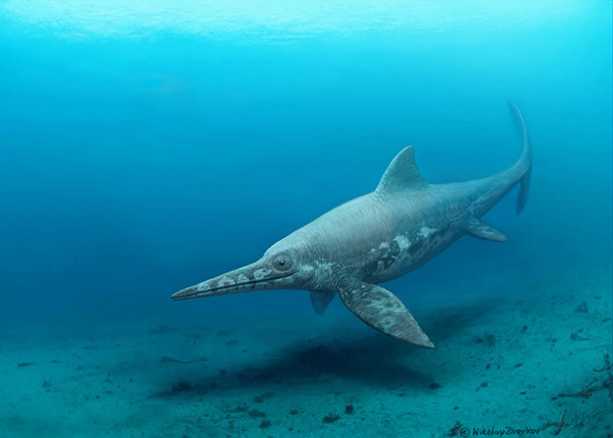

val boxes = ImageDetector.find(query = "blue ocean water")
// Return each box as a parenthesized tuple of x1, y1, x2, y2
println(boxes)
(0, 2, 611, 437)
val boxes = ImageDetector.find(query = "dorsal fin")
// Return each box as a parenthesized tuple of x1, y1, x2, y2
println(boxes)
(375, 146, 427, 195)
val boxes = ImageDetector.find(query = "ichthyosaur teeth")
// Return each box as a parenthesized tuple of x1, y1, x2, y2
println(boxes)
(172, 103, 532, 349)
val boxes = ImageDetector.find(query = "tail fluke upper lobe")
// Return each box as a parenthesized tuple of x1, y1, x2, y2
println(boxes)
(508, 102, 532, 214)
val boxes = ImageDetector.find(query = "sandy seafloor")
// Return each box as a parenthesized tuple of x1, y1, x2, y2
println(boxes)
(2, 264, 611, 438)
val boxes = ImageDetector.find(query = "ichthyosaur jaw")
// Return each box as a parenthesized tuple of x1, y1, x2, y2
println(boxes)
(172, 103, 532, 348)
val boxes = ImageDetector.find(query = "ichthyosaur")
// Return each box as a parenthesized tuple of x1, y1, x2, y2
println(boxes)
(172, 103, 532, 348)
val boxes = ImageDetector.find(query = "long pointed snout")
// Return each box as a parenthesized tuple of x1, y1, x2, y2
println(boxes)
(171, 259, 295, 301)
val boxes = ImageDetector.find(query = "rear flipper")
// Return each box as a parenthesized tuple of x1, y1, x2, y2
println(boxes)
(464, 217, 507, 242)
(337, 278, 434, 348)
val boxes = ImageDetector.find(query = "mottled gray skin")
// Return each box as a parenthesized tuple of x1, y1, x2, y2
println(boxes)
(172, 104, 532, 348)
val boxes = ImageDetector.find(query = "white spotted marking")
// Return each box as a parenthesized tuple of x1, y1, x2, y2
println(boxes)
(393, 235, 410, 251)
(197, 281, 210, 292)
(237, 274, 249, 283)
(418, 226, 437, 238)
(217, 276, 236, 287)
(253, 268, 272, 280)
(315, 261, 334, 271)
(379, 242, 390, 250)
(312, 261, 337, 289)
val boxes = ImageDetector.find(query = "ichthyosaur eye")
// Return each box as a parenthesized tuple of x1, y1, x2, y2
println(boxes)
(272, 254, 293, 271)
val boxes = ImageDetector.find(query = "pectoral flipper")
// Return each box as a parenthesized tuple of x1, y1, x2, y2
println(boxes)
(338, 279, 434, 348)
(310, 290, 335, 314)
